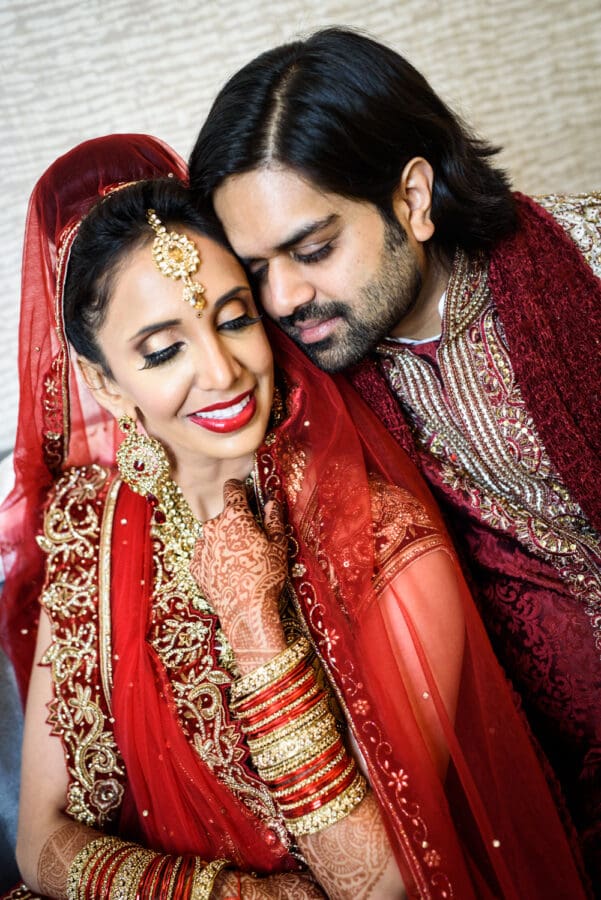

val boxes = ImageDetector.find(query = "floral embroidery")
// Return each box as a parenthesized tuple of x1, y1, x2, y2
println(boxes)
(368, 476, 446, 593)
(40, 465, 126, 827)
(536, 192, 601, 278)
(147, 520, 291, 849)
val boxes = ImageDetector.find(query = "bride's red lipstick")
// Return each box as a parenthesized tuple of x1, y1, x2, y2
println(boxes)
(188, 390, 256, 433)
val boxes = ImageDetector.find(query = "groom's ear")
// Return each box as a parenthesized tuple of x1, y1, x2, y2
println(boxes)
(391, 156, 436, 244)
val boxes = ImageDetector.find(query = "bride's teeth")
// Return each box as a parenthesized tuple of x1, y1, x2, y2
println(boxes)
(196, 394, 250, 420)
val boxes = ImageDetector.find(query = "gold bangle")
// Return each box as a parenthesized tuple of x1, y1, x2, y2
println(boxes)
(164, 856, 183, 900)
(253, 714, 338, 771)
(110, 847, 157, 900)
(257, 731, 342, 782)
(285, 772, 367, 836)
(94, 842, 133, 897)
(191, 858, 230, 900)
(247, 695, 331, 753)
(230, 637, 312, 703)
(67, 836, 122, 900)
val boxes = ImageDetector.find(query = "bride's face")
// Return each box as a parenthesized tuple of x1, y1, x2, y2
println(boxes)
(88, 230, 274, 479)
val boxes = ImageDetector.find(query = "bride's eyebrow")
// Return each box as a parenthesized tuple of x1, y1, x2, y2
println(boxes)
(128, 319, 180, 342)
(127, 286, 253, 342)
(214, 285, 252, 310)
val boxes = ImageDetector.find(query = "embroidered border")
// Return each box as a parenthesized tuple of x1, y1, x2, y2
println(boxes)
(254, 442, 454, 898)
(378, 211, 601, 660)
(40, 465, 126, 827)
(147, 518, 291, 850)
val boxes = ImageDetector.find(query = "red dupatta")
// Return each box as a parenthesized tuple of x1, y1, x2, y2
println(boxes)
(0, 135, 188, 700)
(109, 482, 298, 872)
(261, 323, 589, 899)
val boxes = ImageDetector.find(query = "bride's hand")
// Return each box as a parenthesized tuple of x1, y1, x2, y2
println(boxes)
(190, 479, 288, 674)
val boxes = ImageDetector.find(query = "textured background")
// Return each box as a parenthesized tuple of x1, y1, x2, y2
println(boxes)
(1, 0, 600, 457)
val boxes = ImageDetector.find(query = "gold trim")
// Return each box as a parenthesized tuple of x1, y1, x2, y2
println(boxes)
(98, 476, 122, 714)
(53, 221, 80, 467)
(377, 232, 601, 660)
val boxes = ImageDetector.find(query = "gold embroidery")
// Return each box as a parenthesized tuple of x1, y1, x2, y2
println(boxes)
(147, 518, 292, 850)
(98, 477, 121, 714)
(536, 192, 601, 277)
(40, 465, 126, 827)
(368, 476, 447, 594)
(378, 194, 601, 659)
(42, 222, 80, 473)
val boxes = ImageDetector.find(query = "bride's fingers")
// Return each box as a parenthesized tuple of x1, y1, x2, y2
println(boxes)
(263, 499, 288, 559)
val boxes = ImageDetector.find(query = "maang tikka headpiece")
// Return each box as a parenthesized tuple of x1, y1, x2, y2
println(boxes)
(146, 209, 206, 315)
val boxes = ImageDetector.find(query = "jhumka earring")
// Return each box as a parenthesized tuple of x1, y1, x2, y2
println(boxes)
(116, 415, 170, 518)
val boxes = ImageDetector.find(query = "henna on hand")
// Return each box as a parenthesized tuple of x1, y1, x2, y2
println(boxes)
(36, 821, 97, 896)
(299, 793, 404, 900)
(211, 869, 326, 899)
(191, 480, 289, 673)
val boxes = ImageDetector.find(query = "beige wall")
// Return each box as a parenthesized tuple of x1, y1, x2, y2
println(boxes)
(1, 0, 600, 454)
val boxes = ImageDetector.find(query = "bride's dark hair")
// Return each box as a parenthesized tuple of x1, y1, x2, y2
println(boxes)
(64, 178, 229, 374)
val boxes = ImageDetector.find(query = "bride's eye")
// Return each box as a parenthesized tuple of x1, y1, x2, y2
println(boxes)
(141, 342, 184, 369)
(217, 296, 262, 331)
(219, 313, 263, 331)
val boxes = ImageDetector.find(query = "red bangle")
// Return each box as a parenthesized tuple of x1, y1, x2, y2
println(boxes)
(284, 767, 358, 819)
(241, 679, 320, 734)
(233, 659, 313, 715)
(138, 854, 167, 896)
(244, 689, 325, 739)
(266, 737, 344, 790)
(88, 843, 130, 900)
(278, 756, 353, 807)
(170, 855, 196, 899)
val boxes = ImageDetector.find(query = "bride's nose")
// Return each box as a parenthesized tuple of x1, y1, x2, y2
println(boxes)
(191, 332, 242, 390)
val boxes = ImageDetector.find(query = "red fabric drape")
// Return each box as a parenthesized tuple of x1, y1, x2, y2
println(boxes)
(263, 324, 589, 898)
(0, 135, 188, 700)
(109, 483, 298, 873)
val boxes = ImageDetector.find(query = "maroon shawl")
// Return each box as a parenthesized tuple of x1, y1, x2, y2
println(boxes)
(347, 193, 601, 534)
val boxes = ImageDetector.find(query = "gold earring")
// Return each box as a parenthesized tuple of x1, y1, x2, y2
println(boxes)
(116, 415, 170, 507)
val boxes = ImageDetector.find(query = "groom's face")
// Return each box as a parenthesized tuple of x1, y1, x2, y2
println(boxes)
(214, 164, 422, 372)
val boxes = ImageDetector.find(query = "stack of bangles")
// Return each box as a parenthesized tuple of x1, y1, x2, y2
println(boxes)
(66, 836, 229, 900)
(230, 636, 367, 836)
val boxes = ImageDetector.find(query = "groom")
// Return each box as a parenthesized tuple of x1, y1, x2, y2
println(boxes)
(189, 27, 601, 886)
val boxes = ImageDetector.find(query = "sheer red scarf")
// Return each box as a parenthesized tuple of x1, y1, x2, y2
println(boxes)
(263, 324, 589, 899)
(0, 135, 188, 700)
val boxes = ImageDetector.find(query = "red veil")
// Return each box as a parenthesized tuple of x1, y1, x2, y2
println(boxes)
(260, 323, 590, 899)
(0, 135, 589, 897)
(0, 135, 187, 699)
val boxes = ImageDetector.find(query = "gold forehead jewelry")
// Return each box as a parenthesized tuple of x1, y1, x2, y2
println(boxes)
(146, 208, 206, 315)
